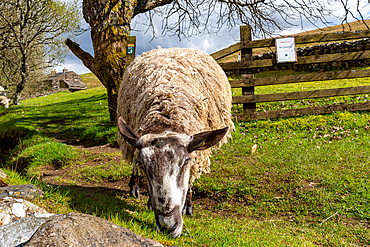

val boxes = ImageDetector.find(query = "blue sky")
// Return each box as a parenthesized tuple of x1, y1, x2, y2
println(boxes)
(55, 1, 370, 75)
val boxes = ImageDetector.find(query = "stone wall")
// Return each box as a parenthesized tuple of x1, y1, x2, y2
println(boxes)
(21, 88, 67, 101)
(251, 38, 370, 73)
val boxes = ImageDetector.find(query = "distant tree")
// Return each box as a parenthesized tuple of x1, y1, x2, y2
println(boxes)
(0, 0, 81, 105)
(66, 0, 369, 122)
(0, 49, 19, 91)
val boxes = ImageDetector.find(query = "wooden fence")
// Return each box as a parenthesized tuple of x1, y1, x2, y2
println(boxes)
(212, 26, 370, 121)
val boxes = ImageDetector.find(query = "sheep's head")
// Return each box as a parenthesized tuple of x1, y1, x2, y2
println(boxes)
(118, 116, 228, 238)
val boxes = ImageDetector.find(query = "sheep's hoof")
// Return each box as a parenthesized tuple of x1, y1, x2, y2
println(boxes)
(182, 203, 193, 217)
(130, 185, 140, 200)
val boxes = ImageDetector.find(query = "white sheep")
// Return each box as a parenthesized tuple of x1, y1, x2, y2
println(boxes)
(0, 86, 9, 108)
(117, 47, 234, 237)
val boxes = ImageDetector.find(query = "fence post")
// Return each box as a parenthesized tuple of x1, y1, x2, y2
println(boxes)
(240, 25, 255, 117)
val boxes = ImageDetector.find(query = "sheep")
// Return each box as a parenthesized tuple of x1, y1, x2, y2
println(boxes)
(117, 47, 234, 238)
(0, 97, 9, 108)
(0, 86, 9, 108)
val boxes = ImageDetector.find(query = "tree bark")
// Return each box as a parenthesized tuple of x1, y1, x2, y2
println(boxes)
(78, 0, 134, 122)
(13, 54, 29, 105)
(92, 27, 128, 122)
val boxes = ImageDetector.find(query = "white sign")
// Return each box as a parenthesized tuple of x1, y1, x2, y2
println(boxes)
(275, 37, 297, 63)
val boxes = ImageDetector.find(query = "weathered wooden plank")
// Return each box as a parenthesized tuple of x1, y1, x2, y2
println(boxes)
(220, 49, 370, 70)
(229, 69, 370, 88)
(229, 79, 253, 88)
(233, 101, 370, 121)
(211, 42, 243, 61)
(220, 59, 273, 70)
(243, 30, 370, 49)
(232, 85, 370, 104)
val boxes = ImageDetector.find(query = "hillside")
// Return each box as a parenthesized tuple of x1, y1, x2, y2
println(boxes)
(296, 19, 370, 35)
(80, 72, 102, 88)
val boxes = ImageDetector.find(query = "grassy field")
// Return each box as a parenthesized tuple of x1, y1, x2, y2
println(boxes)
(0, 72, 369, 246)
(80, 73, 103, 88)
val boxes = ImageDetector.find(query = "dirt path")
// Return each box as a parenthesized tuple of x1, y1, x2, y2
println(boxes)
(40, 138, 149, 198)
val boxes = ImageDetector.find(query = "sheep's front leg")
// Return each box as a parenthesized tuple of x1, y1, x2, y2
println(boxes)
(182, 188, 193, 217)
(129, 168, 140, 199)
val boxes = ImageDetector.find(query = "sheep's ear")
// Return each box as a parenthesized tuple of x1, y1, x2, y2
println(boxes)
(118, 116, 142, 149)
(187, 127, 229, 153)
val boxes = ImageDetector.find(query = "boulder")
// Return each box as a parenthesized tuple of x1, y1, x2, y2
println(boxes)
(0, 184, 44, 201)
(25, 212, 164, 247)
(0, 197, 52, 227)
(0, 215, 53, 247)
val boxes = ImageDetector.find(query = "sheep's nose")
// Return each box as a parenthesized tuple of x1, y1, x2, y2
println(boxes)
(168, 222, 183, 238)
(156, 215, 183, 238)
(168, 222, 178, 233)
(157, 221, 182, 238)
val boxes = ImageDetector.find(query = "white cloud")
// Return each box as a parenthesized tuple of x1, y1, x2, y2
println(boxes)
(54, 62, 91, 75)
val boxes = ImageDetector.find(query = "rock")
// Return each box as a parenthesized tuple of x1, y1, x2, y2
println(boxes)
(0, 179, 8, 187)
(0, 184, 44, 201)
(0, 169, 6, 179)
(0, 197, 52, 226)
(12, 203, 27, 217)
(0, 215, 53, 247)
(25, 212, 164, 247)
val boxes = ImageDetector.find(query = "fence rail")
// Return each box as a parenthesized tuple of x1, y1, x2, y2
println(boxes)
(219, 50, 370, 70)
(236, 102, 370, 121)
(212, 29, 370, 61)
(212, 26, 370, 121)
(229, 69, 370, 88)
(233, 85, 370, 104)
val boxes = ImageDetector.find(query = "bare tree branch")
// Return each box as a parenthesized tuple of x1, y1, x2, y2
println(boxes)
(65, 38, 106, 87)
(134, 0, 174, 16)
(131, 0, 369, 41)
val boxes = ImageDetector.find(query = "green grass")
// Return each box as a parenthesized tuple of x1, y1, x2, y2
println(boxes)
(80, 72, 103, 88)
(0, 87, 117, 145)
(70, 162, 132, 183)
(0, 71, 369, 246)
(8, 136, 79, 177)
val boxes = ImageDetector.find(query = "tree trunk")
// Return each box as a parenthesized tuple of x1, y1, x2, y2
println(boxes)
(13, 54, 28, 105)
(91, 27, 128, 122)
(66, 0, 134, 122)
